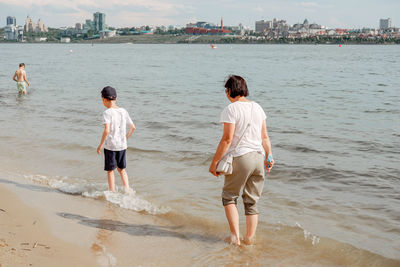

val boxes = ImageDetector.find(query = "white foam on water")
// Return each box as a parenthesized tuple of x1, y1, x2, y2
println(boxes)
(295, 221, 320, 246)
(104, 190, 170, 215)
(25, 174, 170, 215)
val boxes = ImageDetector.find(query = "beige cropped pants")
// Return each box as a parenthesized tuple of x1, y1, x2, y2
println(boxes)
(222, 151, 265, 215)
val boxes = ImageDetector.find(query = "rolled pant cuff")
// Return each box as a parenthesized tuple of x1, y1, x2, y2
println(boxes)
(222, 198, 237, 206)
(244, 203, 259, 215)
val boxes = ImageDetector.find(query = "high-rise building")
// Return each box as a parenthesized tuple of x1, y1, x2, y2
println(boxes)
(5, 25, 23, 41)
(380, 18, 392, 30)
(93, 12, 106, 32)
(25, 16, 36, 32)
(84, 19, 94, 30)
(36, 19, 48, 33)
(255, 20, 272, 33)
(7, 16, 16, 26)
(75, 23, 82, 31)
(24, 16, 48, 33)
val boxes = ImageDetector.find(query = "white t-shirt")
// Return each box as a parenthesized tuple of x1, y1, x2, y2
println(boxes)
(220, 101, 267, 157)
(102, 107, 133, 151)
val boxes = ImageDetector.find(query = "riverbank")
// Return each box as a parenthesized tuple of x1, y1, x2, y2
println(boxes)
(0, 183, 97, 266)
(1, 34, 399, 44)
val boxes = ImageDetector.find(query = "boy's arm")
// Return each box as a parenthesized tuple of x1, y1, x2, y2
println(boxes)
(126, 123, 136, 140)
(12, 72, 18, 82)
(23, 72, 30, 86)
(97, 124, 110, 155)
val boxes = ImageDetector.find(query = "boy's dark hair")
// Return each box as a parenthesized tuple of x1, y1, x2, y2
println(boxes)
(224, 75, 249, 98)
(101, 86, 117, 100)
(19, 63, 25, 67)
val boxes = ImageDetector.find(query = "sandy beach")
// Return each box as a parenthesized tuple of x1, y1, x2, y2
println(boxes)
(0, 183, 97, 267)
(0, 172, 214, 267)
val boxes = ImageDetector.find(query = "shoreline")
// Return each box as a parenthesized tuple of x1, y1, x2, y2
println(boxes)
(0, 183, 97, 266)
(0, 34, 399, 45)
(0, 170, 399, 266)
(0, 173, 214, 266)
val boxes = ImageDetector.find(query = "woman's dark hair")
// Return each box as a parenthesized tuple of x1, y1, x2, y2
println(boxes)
(224, 75, 249, 98)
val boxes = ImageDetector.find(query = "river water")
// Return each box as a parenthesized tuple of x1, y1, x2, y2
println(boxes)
(0, 43, 399, 266)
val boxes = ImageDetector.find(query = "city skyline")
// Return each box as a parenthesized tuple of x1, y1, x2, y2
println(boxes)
(0, 0, 399, 29)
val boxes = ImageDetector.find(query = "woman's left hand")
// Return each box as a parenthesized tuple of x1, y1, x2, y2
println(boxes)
(209, 162, 220, 177)
(265, 158, 275, 172)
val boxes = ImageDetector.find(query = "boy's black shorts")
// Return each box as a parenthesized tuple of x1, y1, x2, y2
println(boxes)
(104, 149, 126, 171)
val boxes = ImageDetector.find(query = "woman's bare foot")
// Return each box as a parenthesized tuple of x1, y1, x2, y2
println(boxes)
(244, 235, 255, 245)
(230, 234, 241, 246)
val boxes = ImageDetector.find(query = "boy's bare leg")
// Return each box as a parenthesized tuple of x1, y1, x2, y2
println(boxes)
(107, 170, 115, 192)
(117, 168, 130, 192)
(244, 214, 258, 245)
(224, 204, 240, 245)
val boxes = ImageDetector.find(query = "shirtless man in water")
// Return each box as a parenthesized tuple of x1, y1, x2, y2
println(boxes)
(13, 63, 30, 95)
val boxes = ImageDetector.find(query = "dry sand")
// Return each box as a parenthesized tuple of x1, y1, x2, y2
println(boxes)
(0, 184, 97, 267)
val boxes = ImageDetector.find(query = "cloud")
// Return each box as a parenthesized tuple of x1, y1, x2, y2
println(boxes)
(41, 4, 80, 14)
(254, 6, 264, 12)
(299, 2, 320, 8)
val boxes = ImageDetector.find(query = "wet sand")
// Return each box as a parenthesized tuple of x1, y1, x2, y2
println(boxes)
(0, 183, 96, 267)
(0, 173, 211, 266)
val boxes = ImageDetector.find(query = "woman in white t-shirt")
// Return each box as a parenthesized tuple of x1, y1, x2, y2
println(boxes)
(209, 75, 274, 246)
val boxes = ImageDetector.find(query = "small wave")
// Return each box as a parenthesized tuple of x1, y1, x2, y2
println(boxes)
(26, 174, 169, 215)
(144, 121, 172, 130)
(276, 144, 321, 154)
(126, 146, 164, 154)
(165, 134, 201, 144)
(47, 142, 93, 152)
(276, 129, 304, 134)
(295, 222, 320, 246)
(377, 83, 388, 87)
(364, 109, 400, 114)
(104, 191, 170, 214)
(176, 150, 213, 164)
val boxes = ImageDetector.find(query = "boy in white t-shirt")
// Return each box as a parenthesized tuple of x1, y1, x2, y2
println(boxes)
(97, 86, 136, 192)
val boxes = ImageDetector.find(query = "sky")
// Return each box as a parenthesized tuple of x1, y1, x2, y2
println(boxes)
(0, 0, 399, 29)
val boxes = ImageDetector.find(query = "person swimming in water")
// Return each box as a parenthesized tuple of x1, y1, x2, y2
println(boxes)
(13, 63, 30, 95)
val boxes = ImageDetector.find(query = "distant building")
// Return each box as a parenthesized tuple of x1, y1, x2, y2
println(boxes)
(255, 20, 272, 33)
(7, 16, 16, 26)
(5, 17, 23, 41)
(25, 16, 36, 32)
(35, 37, 47, 42)
(185, 18, 232, 35)
(100, 29, 116, 38)
(93, 12, 106, 32)
(60, 37, 71, 43)
(36, 19, 48, 33)
(5, 25, 23, 41)
(380, 18, 392, 30)
(84, 19, 94, 30)
(75, 23, 82, 30)
(24, 16, 48, 33)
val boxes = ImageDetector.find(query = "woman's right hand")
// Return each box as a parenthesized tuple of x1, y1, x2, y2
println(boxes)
(209, 161, 220, 177)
